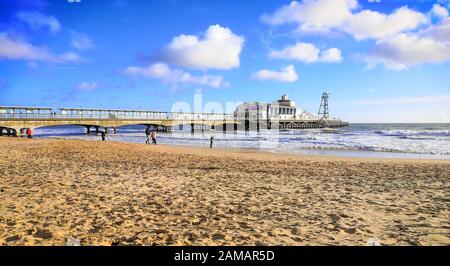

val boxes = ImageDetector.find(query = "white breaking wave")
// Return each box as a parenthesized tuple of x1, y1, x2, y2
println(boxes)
(33, 124, 450, 159)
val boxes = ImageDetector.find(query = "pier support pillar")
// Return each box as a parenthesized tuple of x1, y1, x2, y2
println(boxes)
(86, 126, 91, 134)
(191, 123, 194, 134)
(179, 124, 183, 131)
(95, 126, 99, 134)
(112, 127, 117, 134)
(6, 128, 17, 137)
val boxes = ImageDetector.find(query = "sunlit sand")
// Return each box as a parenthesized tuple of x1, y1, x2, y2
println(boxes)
(0, 137, 449, 246)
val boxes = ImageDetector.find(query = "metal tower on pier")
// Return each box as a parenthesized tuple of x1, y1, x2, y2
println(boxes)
(318, 92, 329, 119)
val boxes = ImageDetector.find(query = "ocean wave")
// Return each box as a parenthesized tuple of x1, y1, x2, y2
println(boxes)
(34, 125, 450, 156)
(374, 129, 450, 139)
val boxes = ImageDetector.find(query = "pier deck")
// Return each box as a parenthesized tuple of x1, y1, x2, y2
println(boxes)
(0, 106, 348, 136)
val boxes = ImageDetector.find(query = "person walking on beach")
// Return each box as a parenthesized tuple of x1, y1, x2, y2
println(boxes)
(210, 135, 214, 148)
(101, 131, 106, 141)
(145, 127, 151, 144)
(151, 131, 157, 145)
(26, 128, 32, 139)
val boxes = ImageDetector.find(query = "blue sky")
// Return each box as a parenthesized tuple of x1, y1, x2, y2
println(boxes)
(1, 0, 449, 122)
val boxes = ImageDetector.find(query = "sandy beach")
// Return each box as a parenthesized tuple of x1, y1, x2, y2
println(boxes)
(0, 137, 449, 246)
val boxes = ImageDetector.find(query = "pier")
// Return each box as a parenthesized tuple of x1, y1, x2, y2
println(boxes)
(0, 107, 239, 137)
(0, 105, 348, 137)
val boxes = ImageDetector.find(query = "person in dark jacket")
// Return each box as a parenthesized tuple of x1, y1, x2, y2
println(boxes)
(101, 131, 106, 141)
(145, 127, 151, 144)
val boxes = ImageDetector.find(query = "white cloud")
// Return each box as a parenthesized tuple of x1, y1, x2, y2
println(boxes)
(262, 0, 357, 33)
(251, 64, 298, 82)
(367, 33, 450, 70)
(162, 24, 244, 70)
(16, 11, 61, 34)
(262, 1, 426, 40)
(75, 81, 98, 91)
(420, 18, 450, 44)
(263, 1, 450, 70)
(269, 42, 342, 63)
(320, 48, 342, 62)
(0, 32, 84, 63)
(71, 31, 94, 50)
(366, 5, 450, 70)
(344, 7, 427, 40)
(123, 63, 228, 88)
(431, 4, 449, 19)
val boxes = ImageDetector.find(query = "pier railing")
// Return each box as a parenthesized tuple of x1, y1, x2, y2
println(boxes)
(0, 108, 236, 121)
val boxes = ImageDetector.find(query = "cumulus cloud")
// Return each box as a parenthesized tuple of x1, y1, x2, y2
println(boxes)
(161, 24, 244, 70)
(367, 33, 450, 70)
(123, 63, 228, 88)
(263, 1, 450, 70)
(251, 65, 298, 82)
(262, 0, 357, 33)
(365, 4, 450, 70)
(431, 4, 449, 19)
(420, 18, 450, 44)
(16, 11, 61, 34)
(262, 0, 426, 40)
(71, 31, 94, 50)
(269, 42, 342, 63)
(75, 81, 98, 91)
(344, 7, 427, 40)
(0, 32, 84, 63)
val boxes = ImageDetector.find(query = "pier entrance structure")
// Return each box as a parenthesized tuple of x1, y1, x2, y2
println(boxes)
(235, 94, 349, 131)
(0, 107, 238, 137)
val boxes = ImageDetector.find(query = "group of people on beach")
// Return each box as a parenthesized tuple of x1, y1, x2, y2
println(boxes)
(98, 127, 157, 144)
(21, 126, 215, 148)
(145, 127, 157, 145)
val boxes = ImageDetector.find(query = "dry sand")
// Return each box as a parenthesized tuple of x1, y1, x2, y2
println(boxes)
(0, 137, 449, 246)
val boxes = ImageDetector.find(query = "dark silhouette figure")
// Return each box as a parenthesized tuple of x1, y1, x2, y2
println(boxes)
(210, 135, 214, 148)
(101, 131, 106, 141)
(151, 131, 157, 145)
(145, 127, 151, 144)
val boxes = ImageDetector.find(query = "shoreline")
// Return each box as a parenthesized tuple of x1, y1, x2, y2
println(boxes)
(31, 136, 450, 163)
(1, 137, 449, 246)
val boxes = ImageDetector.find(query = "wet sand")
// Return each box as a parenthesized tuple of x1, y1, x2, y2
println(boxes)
(0, 137, 449, 246)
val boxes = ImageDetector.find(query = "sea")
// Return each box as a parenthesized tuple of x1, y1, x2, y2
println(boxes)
(33, 123, 450, 160)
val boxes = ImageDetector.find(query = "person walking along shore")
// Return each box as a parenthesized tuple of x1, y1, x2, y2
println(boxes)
(26, 128, 33, 139)
(151, 131, 157, 145)
(145, 127, 151, 144)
